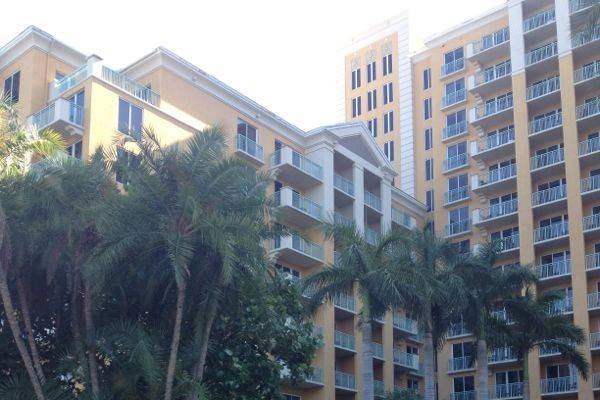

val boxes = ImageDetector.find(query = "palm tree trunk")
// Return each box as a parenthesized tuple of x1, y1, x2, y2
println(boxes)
(83, 278, 100, 396)
(522, 355, 530, 400)
(360, 320, 374, 400)
(191, 295, 219, 382)
(16, 274, 46, 385)
(164, 282, 187, 400)
(423, 330, 436, 400)
(476, 339, 489, 400)
(70, 258, 87, 371)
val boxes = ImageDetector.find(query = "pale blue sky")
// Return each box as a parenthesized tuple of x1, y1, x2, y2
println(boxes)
(2, 0, 504, 129)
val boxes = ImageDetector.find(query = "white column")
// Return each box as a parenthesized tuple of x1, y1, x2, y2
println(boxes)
(381, 179, 392, 233)
(508, 1, 525, 74)
(554, 0, 572, 55)
(307, 145, 335, 220)
(353, 164, 365, 233)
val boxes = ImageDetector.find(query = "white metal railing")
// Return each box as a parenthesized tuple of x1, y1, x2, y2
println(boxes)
(101, 66, 160, 106)
(269, 148, 323, 180)
(586, 253, 600, 271)
(441, 58, 465, 77)
(334, 330, 356, 351)
(536, 259, 571, 280)
(525, 41, 558, 66)
(236, 134, 264, 162)
(443, 153, 469, 172)
(448, 321, 470, 338)
(364, 190, 382, 212)
(572, 26, 600, 48)
(491, 382, 523, 399)
(527, 76, 560, 100)
(272, 233, 323, 260)
(588, 292, 600, 310)
(491, 308, 514, 324)
(581, 175, 600, 193)
(570, 0, 599, 14)
(443, 120, 468, 140)
(590, 332, 600, 349)
(477, 128, 515, 153)
(476, 164, 517, 187)
(372, 342, 384, 359)
(523, 8, 556, 32)
(334, 292, 355, 312)
(274, 189, 322, 220)
(488, 346, 518, 363)
(579, 136, 600, 156)
(365, 227, 380, 245)
(450, 391, 476, 400)
(392, 208, 415, 229)
(485, 199, 518, 220)
(442, 89, 467, 108)
(393, 313, 418, 334)
(445, 219, 471, 237)
(335, 371, 356, 390)
(576, 99, 600, 120)
(334, 173, 354, 197)
(534, 221, 569, 243)
(538, 342, 561, 356)
(445, 186, 470, 205)
(531, 184, 567, 207)
(496, 234, 519, 252)
(472, 27, 510, 55)
(547, 295, 574, 315)
(393, 348, 419, 369)
(529, 111, 562, 135)
(474, 95, 513, 120)
(584, 213, 600, 232)
(448, 356, 474, 372)
(530, 148, 564, 170)
(574, 61, 600, 84)
(540, 376, 577, 394)
(475, 61, 511, 87)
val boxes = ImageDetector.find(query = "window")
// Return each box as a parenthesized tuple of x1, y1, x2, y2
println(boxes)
(352, 96, 362, 117)
(444, 78, 465, 103)
(382, 53, 393, 76)
(367, 89, 377, 111)
(3, 71, 20, 103)
(66, 141, 83, 160)
(425, 128, 433, 150)
(383, 82, 394, 104)
(425, 221, 435, 233)
(426, 189, 434, 212)
(384, 141, 395, 161)
(449, 174, 468, 191)
(367, 118, 378, 137)
(546, 364, 573, 379)
(491, 226, 519, 242)
(452, 341, 473, 359)
(447, 141, 467, 162)
(407, 379, 419, 390)
(118, 99, 143, 139)
(115, 148, 140, 184)
(351, 68, 361, 90)
(68, 91, 84, 126)
(423, 68, 432, 90)
(446, 109, 467, 128)
(407, 345, 419, 355)
(443, 48, 464, 75)
(367, 61, 377, 82)
(540, 250, 570, 267)
(453, 376, 474, 394)
(425, 159, 434, 181)
(276, 264, 300, 280)
(449, 207, 469, 226)
(383, 111, 394, 133)
(424, 98, 432, 120)
(495, 370, 523, 386)
(238, 119, 258, 142)
(454, 239, 471, 255)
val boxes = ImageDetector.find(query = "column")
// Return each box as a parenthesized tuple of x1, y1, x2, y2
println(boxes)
(381, 178, 393, 233)
(353, 164, 365, 233)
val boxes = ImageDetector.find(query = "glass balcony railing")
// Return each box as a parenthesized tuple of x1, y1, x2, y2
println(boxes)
(477, 128, 515, 153)
(570, 0, 599, 14)
(445, 219, 471, 237)
(529, 111, 562, 135)
(269, 148, 323, 181)
(272, 233, 323, 260)
(372, 342, 384, 359)
(334, 330, 356, 351)
(523, 8, 556, 32)
(364, 190, 382, 212)
(392, 208, 415, 229)
(547, 296, 574, 315)
(474, 95, 513, 120)
(274, 189, 322, 220)
(442, 89, 467, 108)
(101, 66, 160, 106)
(532, 184, 567, 207)
(540, 376, 577, 394)
(525, 41, 558, 66)
(584, 213, 600, 232)
(29, 100, 84, 130)
(236, 134, 264, 162)
(52, 65, 89, 98)
(574, 61, 600, 84)
(471, 27, 510, 56)
(581, 175, 600, 194)
(448, 357, 474, 372)
(491, 383, 524, 399)
(441, 58, 465, 77)
(393, 313, 418, 334)
(530, 148, 564, 171)
(536, 259, 571, 280)
(495, 235, 519, 252)
(305, 367, 324, 385)
(588, 292, 600, 310)
(444, 186, 469, 205)
(335, 371, 356, 390)
(448, 321, 470, 338)
(393, 348, 419, 369)
(595, 373, 600, 390)
(527, 76, 560, 101)
(484, 199, 518, 220)
(576, 99, 600, 120)
(334, 173, 354, 197)
(450, 391, 476, 400)
(586, 252, 600, 271)
(590, 332, 600, 349)
(491, 308, 514, 324)
(334, 292, 355, 312)
(334, 212, 353, 226)
(572, 26, 600, 48)
(474, 61, 511, 87)
(365, 227, 381, 245)
(579, 136, 600, 156)
(534, 222, 569, 243)
(443, 153, 469, 172)
(488, 346, 518, 363)
(374, 380, 385, 397)
(442, 120, 468, 140)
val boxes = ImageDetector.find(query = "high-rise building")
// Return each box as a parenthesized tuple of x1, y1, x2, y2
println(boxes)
(0, 25, 426, 400)
(345, 0, 600, 399)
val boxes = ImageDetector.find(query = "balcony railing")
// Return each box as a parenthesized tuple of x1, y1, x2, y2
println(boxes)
(477, 128, 515, 153)
(364, 190, 382, 212)
(525, 41, 558, 66)
(269, 148, 323, 181)
(334, 292, 355, 312)
(534, 222, 569, 243)
(51, 65, 89, 98)
(584, 213, 600, 232)
(529, 111, 562, 135)
(365, 227, 380, 245)
(392, 208, 416, 229)
(576, 99, 600, 120)
(448, 321, 470, 338)
(443, 120, 468, 140)
(29, 100, 84, 131)
(445, 219, 471, 237)
(488, 346, 518, 363)
(495, 235, 519, 252)
(275, 189, 322, 220)
(581, 175, 600, 194)
(485, 199, 518, 220)
(586, 253, 600, 271)
(236, 134, 264, 162)
(443, 153, 469, 172)
(441, 58, 465, 77)
(471, 27, 510, 56)
(476, 164, 517, 188)
(101, 66, 160, 106)
(590, 332, 600, 349)
(588, 292, 600, 310)
(305, 367, 324, 385)
(374, 380, 385, 397)
(527, 76, 560, 101)
(524, 8, 556, 32)
(536, 259, 571, 280)
(548, 296, 574, 315)
(570, 0, 599, 14)
(445, 186, 469, 205)
(393, 313, 418, 334)
(530, 148, 564, 171)
(540, 376, 577, 394)
(574, 61, 600, 84)
(334, 212, 353, 227)
(491, 308, 514, 324)
(448, 357, 474, 372)
(579, 136, 600, 156)
(572, 26, 600, 48)
(393, 348, 419, 369)
(273, 233, 323, 260)
(491, 383, 523, 399)
(450, 391, 476, 400)
(474, 61, 511, 87)
(372, 342, 384, 359)
(442, 89, 467, 108)
(531, 184, 567, 207)
(335, 371, 356, 390)
(538, 342, 561, 357)
(334, 173, 354, 197)
(473, 95, 513, 120)
(334, 330, 356, 351)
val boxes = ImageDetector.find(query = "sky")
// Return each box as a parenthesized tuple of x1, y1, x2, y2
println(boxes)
(2, 0, 504, 130)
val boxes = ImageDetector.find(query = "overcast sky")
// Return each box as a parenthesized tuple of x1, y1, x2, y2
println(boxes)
(2, 0, 504, 130)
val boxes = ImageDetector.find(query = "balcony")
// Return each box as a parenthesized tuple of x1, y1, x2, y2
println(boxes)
(27, 98, 84, 138)
(525, 42, 558, 75)
(334, 173, 354, 200)
(595, 373, 600, 390)
(590, 332, 600, 350)
(540, 376, 577, 395)
(269, 147, 323, 188)
(570, 0, 599, 14)
(584, 213, 600, 237)
(491, 382, 523, 399)
(444, 186, 470, 206)
(365, 227, 381, 245)
(473, 199, 519, 227)
(536, 259, 571, 283)
(530, 149, 564, 177)
(547, 296, 574, 315)
(467, 27, 510, 63)
(275, 188, 322, 228)
(374, 380, 385, 398)
(393, 313, 418, 335)
(441, 89, 467, 109)
(579, 136, 600, 167)
(534, 222, 569, 248)
(443, 153, 469, 173)
(472, 128, 515, 160)
(526, 76, 560, 111)
(576, 99, 600, 132)
(528, 111, 562, 145)
(271, 234, 323, 267)
(574, 61, 600, 96)
(581, 175, 600, 200)
(488, 346, 518, 365)
(472, 164, 517, 195)
(334, 330, 356, 353)
(372, 342, 384, 360)
(448, 321, 470, 338)
(392, 208, 417, 229)
(531, 185, 567, 212)
(335, 371, 356, 392)
(538, 342, 562, 357)
(468, 61, 511, 96)
(441, 58, 465, 78)
(393, 348, 419, 370)
(445, 219, 471, 238)
(586, 253, 600, 273)
(492, 308, 514, 324)
(495, 235, 520, 255)
(442, 120, 468, 141)
(588, 292, 600, 311)
(283, 365, 324, 388)
(235, 134, 264, 164)
(450, 391, 476, 400)
(334, 292, 356, 313)
(364, 190, 382, 213)
(334, 212, 353, 227)
(470, 95, 513, 128)
(448, 356, 474, 373)
(572, 26, 600, 49)
(524, 8, 556, 34)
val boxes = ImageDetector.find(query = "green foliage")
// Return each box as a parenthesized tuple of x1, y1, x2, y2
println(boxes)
(386, 388, 422, 400)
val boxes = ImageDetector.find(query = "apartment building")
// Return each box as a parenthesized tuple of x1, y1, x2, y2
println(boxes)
(0, 26, 425, 400)
(345, 0, 600, 399)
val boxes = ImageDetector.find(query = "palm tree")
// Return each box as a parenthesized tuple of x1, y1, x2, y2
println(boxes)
(303, 221, 407, 400)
